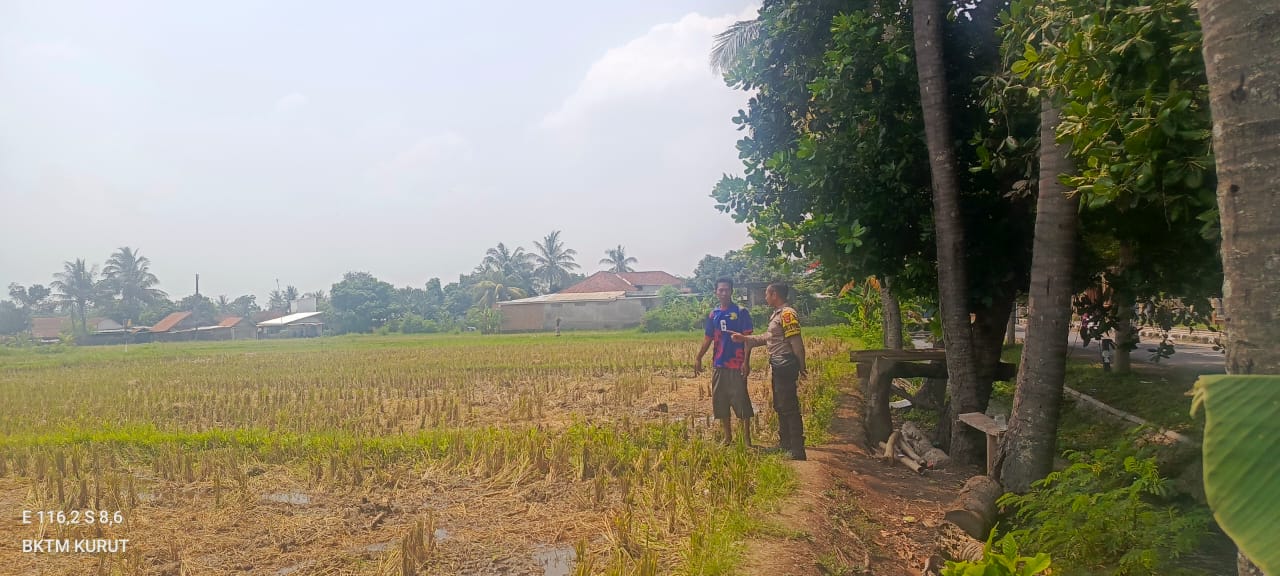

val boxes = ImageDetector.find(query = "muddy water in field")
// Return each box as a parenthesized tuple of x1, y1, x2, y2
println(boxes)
(532, 544, 576, 576)
(261, 491, 311, 505)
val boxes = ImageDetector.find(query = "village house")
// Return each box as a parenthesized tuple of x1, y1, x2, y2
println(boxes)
(257, 311, 324, 338)
(496, 271, 685, 332)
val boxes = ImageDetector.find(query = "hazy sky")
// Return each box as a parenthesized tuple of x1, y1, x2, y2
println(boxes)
(0, 1, 758, 301)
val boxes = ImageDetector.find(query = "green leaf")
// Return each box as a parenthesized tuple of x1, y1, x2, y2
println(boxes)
(1022, 554, 1052, 575)
(1192, 374, 1280, 575)
(1011, 60, 1030, 75)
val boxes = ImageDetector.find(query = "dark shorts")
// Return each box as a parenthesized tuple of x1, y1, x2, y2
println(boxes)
(771, 356, 802, 415)
(712, 367, 753, 420)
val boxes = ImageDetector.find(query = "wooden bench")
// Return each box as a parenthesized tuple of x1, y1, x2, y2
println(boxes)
(958, 412, 1006, 475)
(850, 349, 1018, 449)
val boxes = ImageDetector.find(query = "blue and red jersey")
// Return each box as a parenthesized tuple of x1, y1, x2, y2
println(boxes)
(705, 304, 753, 369)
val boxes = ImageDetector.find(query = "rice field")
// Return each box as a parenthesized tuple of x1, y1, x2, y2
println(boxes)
(0, 331, 853, 575)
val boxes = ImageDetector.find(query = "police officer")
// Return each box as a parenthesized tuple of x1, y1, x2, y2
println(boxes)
(729, 282, 807, 460)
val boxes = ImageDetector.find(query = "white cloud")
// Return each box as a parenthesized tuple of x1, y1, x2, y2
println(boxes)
(368, 131, 474, 199)
(538, 4, 758, 130)
(275, 92, 309, 112)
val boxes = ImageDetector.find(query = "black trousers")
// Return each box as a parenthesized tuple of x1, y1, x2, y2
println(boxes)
(771, 356, 807, 460)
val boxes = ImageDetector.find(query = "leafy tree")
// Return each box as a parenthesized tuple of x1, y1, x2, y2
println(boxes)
(228, 295, 260, 318)
(8, 283, 52, 315)
(713, 0, 1031, 461)
(216, 295, 231, 315)
(689, 249, 799, 294)
(283, 285, 300, 305)
(0, 301, 27, 335)
(139, 298, 176, 326)
(394, 286, 433, 318)
(329, 272, 397, 333)
(267, 289, 289, 313)
(532, 230, 580, 293)
(100, 247, 166, 324)
(600, 245, 638, 273)
(51, 258, 104, 334)
(424, 278, 445, 309)
(177, 294, 218, 326)
(442, 282, 473, 320)
(1001, 0, 1220, 374)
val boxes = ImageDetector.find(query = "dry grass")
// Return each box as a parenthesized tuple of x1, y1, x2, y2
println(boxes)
(0, 331, 850, 575)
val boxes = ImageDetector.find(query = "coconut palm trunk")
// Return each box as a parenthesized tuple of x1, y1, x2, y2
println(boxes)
(913, 0, 983, 464)
(997, 101, 1080, 492)
(1197, 1, 1280, 573)
(882, 276, 904, 350)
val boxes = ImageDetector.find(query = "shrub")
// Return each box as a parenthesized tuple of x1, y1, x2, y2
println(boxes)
(998, 443, 1208, 576)
(641, 295, 713, 332)
(943, 533, 1052, 576)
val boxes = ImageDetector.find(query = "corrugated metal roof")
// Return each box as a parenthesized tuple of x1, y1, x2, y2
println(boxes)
(498, 291, 628, 305)
(257, 311, 323, 327)
(217, 316, 246, 327)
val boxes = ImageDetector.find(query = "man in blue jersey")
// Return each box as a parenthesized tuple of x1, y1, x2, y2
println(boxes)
(694, 277, 754, 446)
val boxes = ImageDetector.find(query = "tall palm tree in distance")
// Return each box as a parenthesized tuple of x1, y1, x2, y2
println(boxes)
(472, 271, 528, 308)
(51, 258, 102, 334)
(600, 245, 638, 273)
(102, 247, 166, 323)
(481, 242, 536, 294)
(482, 243, 535, 278)
(533, 231, 580, 293)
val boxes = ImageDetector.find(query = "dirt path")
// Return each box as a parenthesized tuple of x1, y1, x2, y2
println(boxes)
(745, 387, 974, 576)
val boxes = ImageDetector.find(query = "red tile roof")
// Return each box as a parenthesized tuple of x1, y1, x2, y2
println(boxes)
(217, 316, 246, 328)
(559, 272, 636, 294)
(558, 271, 683, 294)
(618, 271, 683, 287)
(150, 311, 192, 333)
(31, 317, 71, 339)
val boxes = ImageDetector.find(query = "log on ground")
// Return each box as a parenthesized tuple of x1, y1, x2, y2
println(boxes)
(943, 475, 1002, 540)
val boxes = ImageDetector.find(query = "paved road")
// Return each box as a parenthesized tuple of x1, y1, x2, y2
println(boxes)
(1023, 324, 1226, 375)
(910, 326, 1227, 375)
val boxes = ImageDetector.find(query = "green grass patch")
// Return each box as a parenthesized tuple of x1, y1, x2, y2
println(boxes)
(998, 344, 1202, 438)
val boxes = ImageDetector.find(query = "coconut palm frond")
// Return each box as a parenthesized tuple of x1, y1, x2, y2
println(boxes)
(710, 19, 763, 74)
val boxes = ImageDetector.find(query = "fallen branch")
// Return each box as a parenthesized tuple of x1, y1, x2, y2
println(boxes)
(896, 433, 924, 464)
(883, 431, 903, 460)
(877, 441, 924, 474)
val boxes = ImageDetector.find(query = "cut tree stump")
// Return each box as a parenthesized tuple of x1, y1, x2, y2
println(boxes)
(943, 475, 1003, 540)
